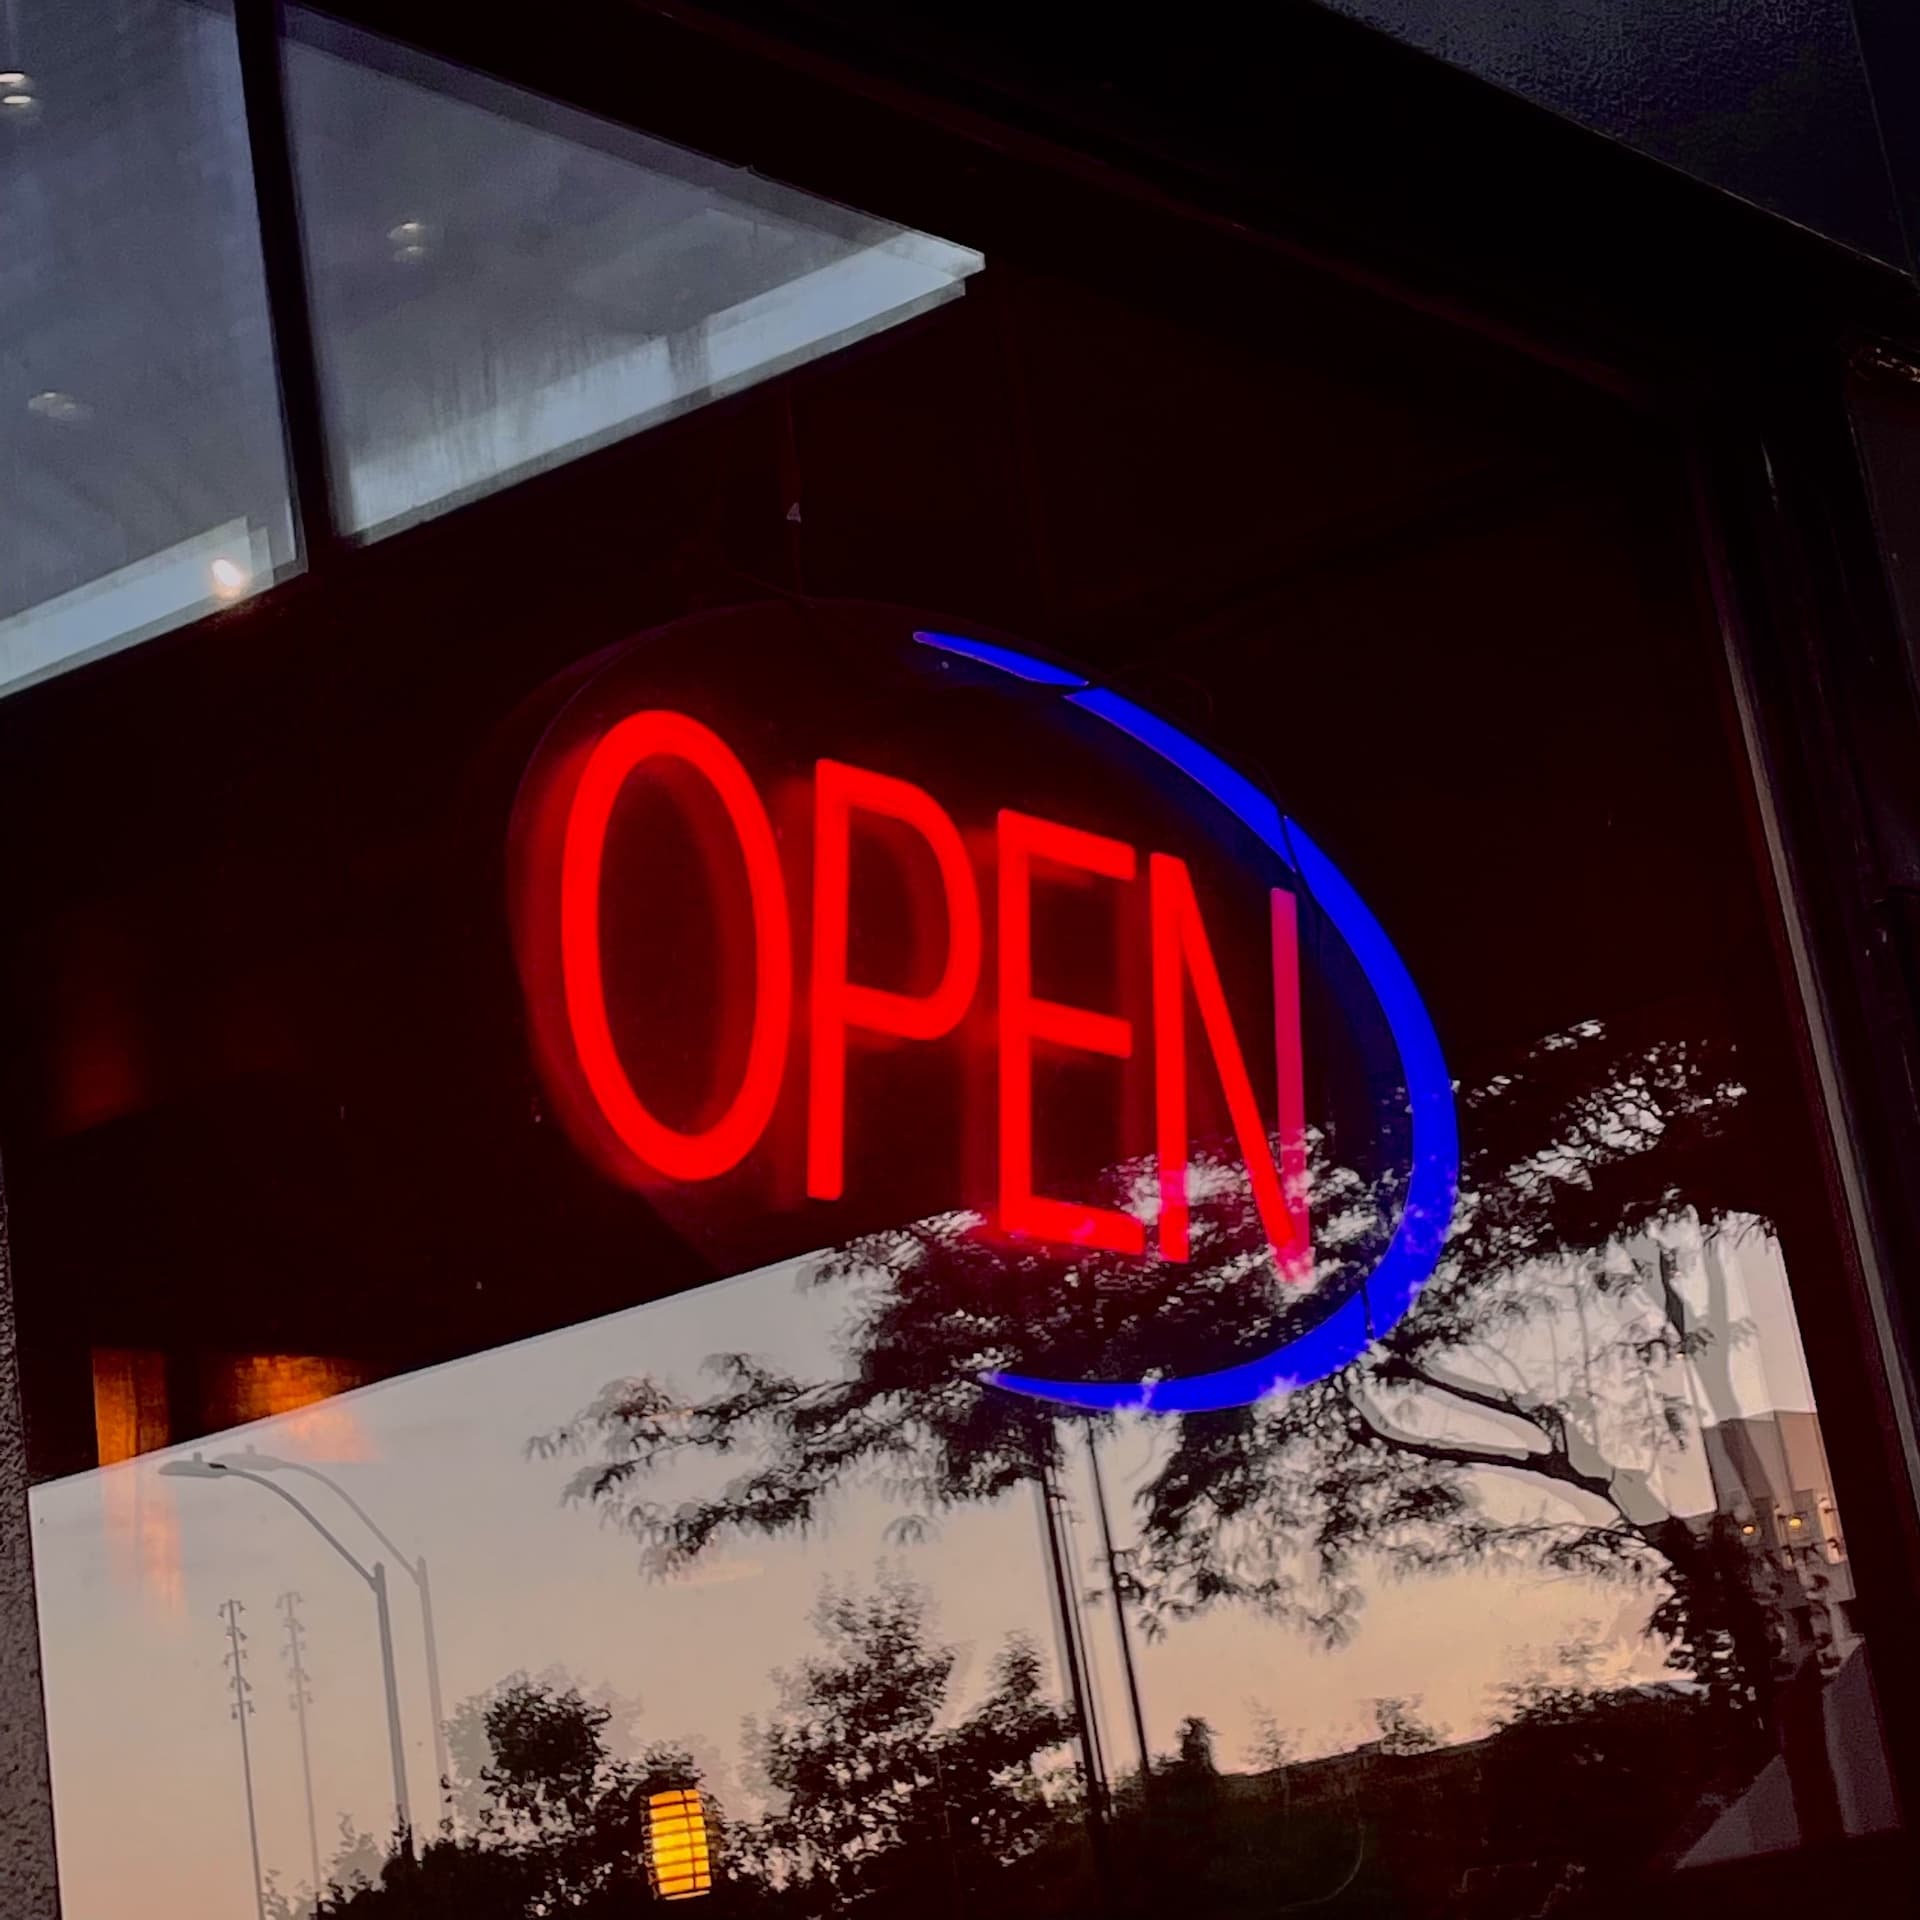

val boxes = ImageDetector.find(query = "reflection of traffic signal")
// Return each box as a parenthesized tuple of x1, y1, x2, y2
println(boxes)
(647, 1788, 712, 1900)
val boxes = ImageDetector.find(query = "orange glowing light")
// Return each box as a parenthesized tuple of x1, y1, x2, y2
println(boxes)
(218, 1354, 373, 1461)
(93, 1347, 170, 1466)
(647, 1788, 712, 1899)
(91, 1349, 183, 1614)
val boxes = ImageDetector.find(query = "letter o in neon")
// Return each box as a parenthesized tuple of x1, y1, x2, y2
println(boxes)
(559, 710, 793, 1181)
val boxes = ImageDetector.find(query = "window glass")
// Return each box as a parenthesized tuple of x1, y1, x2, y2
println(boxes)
(0, 0, 293, 699)
(5, 70, 1904, 1920)
(282, 12, 983, 539)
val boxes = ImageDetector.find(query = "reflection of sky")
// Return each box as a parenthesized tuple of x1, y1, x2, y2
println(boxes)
(32, 1224, 1817, 1918)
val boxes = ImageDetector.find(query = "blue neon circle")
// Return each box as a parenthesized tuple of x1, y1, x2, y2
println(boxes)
(914, 631, 1461, 1414)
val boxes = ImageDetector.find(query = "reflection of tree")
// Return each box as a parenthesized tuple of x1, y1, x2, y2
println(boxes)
(285, 1579, 1068, 1920)
(1369, 1697, 1441, 1757)
(446, 1668, 647, 1835)
(1475, 1667, 1726, 1899)
(740, 1571, 1074, 1916)
(1170, 1715, 1217, 1775)
(544, 1022, 1781, 1724)
(302, 1678, 701, 1915)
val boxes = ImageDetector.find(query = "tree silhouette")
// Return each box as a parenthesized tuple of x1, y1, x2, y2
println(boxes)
(447, 1668, 648, 1834)
(1242, 1706, 1300, 1775)
(1169, 1716, 1218, 1775)
(1476, 1666, 1728, 1895)
(541, 1019, 1782, 1721)
(738, 1570, 1074, 1917)
(306, 1678, 704, 1916)
(1369, 1697, 1441, 1757)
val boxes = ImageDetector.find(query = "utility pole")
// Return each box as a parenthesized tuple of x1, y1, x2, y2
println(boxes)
(218, 1449, 454, 1827)
(1085, 1420, 1153, 1791)
(280, 1591, 324, 1897)
(371, 1562, 413, 1845)
(220, 1599, 268, 1920)
(413, 1555, 452, 1827)
(165, 1456, 415, 1854)
(1036, 1456, 1110, 1822)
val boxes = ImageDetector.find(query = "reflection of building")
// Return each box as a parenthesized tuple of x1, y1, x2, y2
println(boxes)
(1680, 1409, 1897, 1865)
(1701, 1411, 1856, 1666)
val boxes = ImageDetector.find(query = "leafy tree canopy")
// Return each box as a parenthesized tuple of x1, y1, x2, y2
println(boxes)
(539, 1021, 1774, 1699)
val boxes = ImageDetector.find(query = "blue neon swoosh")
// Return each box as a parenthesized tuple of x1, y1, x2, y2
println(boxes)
(914, 629, 1460, 1412)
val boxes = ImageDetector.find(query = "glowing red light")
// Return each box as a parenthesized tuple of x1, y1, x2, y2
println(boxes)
(536, 705, 1310, 1273)
(1151, 854, 1303, 1269)
(808, 760, 982, 1201)
(1269, 886, 1310, 1279)
(996, 809, 1146, 1255)
(559, 710, 793, 1181)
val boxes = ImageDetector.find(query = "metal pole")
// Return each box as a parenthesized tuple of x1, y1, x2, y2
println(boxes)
(371, 1562, 414, 1848)
(231, 1454, 456, 1828)
(232, 0, 342, 564)
(1085, 1420, 1153, 1791)
(414, 1555, 454, 1828)
(1052, 1466, 1111, 1806)
(221, 1599, 269, 1920)
(280, 1591, 324, 1895)
(167, 1464, 418, 1864)
(1035, 1459, 1108, 1823)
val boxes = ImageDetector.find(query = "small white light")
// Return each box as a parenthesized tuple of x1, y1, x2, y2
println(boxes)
(2, 92, 35, 109)
(0, 71, 28, 87)
(387, 219, 426, 242)
(210, 558, 249, 600)
(392, 242, 427, 263)
(27, 390, 90, 424)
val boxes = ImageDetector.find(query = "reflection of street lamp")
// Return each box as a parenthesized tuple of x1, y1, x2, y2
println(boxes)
(161, 1454, 413, 1845)
(215, 1448, 453, 1825)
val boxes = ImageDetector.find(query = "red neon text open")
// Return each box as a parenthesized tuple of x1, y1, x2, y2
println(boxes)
(554, 712, 1308, 1271)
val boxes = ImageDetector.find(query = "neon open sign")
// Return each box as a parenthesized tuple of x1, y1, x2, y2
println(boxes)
(514, 611, 1457, 1413)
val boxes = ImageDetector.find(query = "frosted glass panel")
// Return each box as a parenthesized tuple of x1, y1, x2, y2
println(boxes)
(0, 0, 293, 698)
(284, 14, 984, 538)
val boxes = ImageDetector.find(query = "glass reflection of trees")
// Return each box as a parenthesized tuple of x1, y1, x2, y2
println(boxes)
(522, 1019, 1852, 1910)
(288, 1018, 1858, 1916)
(271, 1572, 1070, 1920)
(552, 1023, 1774, 1672)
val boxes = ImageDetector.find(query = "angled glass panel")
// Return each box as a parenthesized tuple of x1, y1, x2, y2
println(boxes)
(0, 0, 293, 699)
(283, 12, 984, 538)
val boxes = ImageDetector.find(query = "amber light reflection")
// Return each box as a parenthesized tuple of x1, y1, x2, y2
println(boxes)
(219, 1352, 373, 1459)
(90, 1348, 183, 1614)
(90, 1349, 371, 1613)
(647, 1788, 713, 1899)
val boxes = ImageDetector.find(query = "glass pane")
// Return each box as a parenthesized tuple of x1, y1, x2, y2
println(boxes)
(282, 13, 984, 538)
(6, 86, 1905, 1920)
(0, 0, 293, 699)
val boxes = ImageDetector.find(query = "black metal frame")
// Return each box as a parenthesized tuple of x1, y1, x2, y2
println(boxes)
(5, 3, 1920, 1913)
(234, 0, 342, 566)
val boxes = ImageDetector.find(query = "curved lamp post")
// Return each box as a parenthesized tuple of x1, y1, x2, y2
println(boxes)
(160, 1454, 413, 1846)
(214, 1447, 453, 1825)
